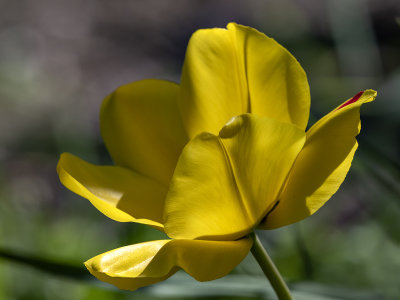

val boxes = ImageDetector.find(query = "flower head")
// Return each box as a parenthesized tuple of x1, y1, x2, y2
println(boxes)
(57, 23, 376, 291)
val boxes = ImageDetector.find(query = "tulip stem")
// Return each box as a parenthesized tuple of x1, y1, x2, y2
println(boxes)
(250, 232, 293, 300)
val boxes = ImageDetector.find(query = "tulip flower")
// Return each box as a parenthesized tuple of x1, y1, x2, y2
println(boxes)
(57, 23, 376, 299)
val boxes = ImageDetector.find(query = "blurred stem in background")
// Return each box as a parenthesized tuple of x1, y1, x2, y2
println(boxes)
(328, 0, 382, 80)
(294, 225, 314, 280)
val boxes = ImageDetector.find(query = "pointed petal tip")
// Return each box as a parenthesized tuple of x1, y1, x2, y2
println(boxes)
(57, 152, 166, 229)
(261, 89, 376, 229)
(337, 89, 377, 110)
(83, 259, 95, 273)
(226, 22, 239, 30)
(362, 89, 378, 102)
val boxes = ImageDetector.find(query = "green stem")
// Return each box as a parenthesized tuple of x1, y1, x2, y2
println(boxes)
(250, 232, 294, 300)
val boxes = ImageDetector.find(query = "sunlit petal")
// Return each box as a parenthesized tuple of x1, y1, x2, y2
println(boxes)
(179, 22, 310, 138)
(221, 114, 306, 227)
(57, 153, 166, 229)
(85, 238, 252, 291)
(261, 90, 377, 229)
(165, 114, 305, 240)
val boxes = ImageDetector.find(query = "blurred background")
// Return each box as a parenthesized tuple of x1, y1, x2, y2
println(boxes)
(0, 0, 399, 299)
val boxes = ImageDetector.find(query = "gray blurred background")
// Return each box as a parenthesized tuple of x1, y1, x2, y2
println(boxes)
(0, 0, 399, 299)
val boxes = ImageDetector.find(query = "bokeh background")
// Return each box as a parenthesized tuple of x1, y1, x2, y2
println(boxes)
(0, 0, 399, 299)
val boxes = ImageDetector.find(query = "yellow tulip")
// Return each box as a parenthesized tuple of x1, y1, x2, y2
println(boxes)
(57, 23, 376, 293)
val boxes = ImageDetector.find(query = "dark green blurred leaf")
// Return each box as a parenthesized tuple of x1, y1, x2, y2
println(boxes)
(0, 247, 89, 280)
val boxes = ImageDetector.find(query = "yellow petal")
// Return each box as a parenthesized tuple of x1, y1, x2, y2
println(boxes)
(164, 115, 305, 240)
(164, 132, 250, 240)
(231, 23, 310, 130)
(261, 90, 377, 229)
(179, 22, 310, 138)
(221, 114, 306, 226)
(57, 153, 166, 229)
(101, 79, 188, 185)
(85, 237, 252, 291)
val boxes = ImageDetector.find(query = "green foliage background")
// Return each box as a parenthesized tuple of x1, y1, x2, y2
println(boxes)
(0, 0, 399, 299)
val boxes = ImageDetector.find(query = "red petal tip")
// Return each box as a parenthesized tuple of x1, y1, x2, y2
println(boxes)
(337, 91, 364, 110)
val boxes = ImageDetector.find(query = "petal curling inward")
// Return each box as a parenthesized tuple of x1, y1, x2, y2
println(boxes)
(164, 132, 252, 240)
(101, 79, 188, 186)
(164, 114, 305, 240)
(261, 90, 377, 229)
(221, 114, 306, 227)
(85, 238, 252, 291)
(179, 22, 310, 138)
(57, 153, 166, 229)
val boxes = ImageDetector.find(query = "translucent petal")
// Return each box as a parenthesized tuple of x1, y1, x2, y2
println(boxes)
(85, 238, 252, 291)
(261, 90, 377, 229)
(57, 153, 166, 229)
(101, 79, 188, 185)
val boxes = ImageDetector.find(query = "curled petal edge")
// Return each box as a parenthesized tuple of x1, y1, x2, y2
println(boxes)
(85, 238, 253, 291)
(260, 89, 377, 229)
